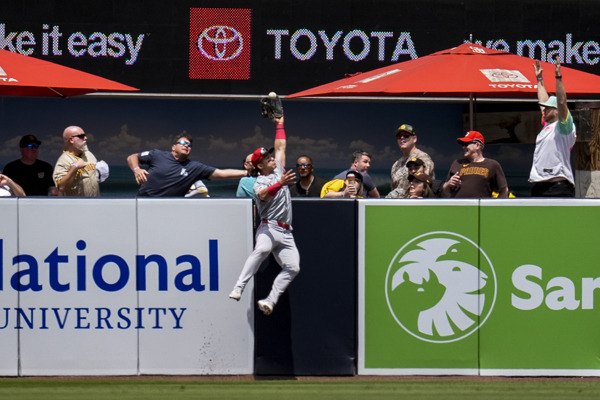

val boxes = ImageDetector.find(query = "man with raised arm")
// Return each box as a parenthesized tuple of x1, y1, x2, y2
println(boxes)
(127, 133, 247, 197)
(229, 112, 300, 316)
(529, 58, 576, 197)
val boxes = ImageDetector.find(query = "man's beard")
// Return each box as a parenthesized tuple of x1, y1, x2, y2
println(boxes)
(74, 143, 89, 153)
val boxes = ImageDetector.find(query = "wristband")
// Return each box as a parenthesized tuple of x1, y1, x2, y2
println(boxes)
(536, 76, 543, 81)
(72, 163, 79, 169)
(556, 75, 562, 79)
(275, 125, 285, 140)
(134, 166, 140, 171)
(266, 182, 283, 196)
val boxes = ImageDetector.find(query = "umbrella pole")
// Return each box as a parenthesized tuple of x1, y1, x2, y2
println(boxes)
(469, 93, 474, 131)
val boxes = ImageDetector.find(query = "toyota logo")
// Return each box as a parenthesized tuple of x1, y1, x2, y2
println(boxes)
(197, 26, 244, 61)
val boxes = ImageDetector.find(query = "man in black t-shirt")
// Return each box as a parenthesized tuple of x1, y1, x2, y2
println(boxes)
(127, 133, 247, 197)
(289, 155, 327, 197)
(2, 135, 57, 196)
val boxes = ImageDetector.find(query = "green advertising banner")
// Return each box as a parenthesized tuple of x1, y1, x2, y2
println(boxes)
(360, 199, 600, 376)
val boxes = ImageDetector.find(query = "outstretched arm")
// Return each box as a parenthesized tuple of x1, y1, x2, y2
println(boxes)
(256, 168, 296, 202)
(534, 60, 549, 110)
(210, 169, 247, 180)
(0, 174, 25, 196)
(272, 116, 286, 168)
(554, 58, 569, 122)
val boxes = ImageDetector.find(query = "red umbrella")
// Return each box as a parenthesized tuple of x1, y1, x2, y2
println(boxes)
(0, 49, 137, 97)
(287, 42, 600, 128)
(288, 42, 600, 98)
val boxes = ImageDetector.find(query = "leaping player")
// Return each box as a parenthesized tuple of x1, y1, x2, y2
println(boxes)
(229, 100, 300, 315)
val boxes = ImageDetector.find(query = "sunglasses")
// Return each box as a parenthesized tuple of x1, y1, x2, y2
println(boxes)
(177, 140, 192, 147)
(24, 144, 39, 149)
(296, 163, 312, 168)
(397, 133, 413, 139)
(71, 134, 86, 140)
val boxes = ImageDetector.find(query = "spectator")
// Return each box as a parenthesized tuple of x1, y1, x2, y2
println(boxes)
(529, 58, 576, 197)
(407, 172, 435, 198)
(290, 155, 328, 197)
(236, 153, 258, 198)
(405, 157, 445, 197)
(127, 133, 247, 197)
(442, 131, 509, 198)
(333, 150, 380, 198)
(321, 170, 364, 198)
(0, 174, 26, 197)
(386, 124, 435, 198)
(53, 126, 101, 197)
(229, 115, 300, 316)
(3, 135, 57, 196)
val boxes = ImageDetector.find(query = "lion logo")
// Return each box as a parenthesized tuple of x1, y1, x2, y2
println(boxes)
(385, 231, 497, 343)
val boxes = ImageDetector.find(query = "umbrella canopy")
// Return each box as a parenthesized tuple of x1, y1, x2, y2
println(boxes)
(287, 42, 600, 99)
(0, 49, 137, 97)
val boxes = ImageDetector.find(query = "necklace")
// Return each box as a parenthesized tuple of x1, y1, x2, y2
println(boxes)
(301, 175, 314, 195)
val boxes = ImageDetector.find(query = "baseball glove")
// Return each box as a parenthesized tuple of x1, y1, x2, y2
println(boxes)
(260, 92, 284, 119)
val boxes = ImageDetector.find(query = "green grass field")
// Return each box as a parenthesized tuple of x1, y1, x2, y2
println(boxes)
(1, 377, 600, 400)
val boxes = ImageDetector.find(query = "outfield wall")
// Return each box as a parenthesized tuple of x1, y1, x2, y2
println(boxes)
(2, 198, 600, 377)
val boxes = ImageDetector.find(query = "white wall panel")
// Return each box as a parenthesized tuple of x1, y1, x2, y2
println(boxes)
(17, 199, 138, 375)
(0, 199, 19, 376)
(136, 199, 254, 375)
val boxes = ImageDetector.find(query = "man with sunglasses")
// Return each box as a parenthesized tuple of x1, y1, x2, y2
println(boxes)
(229, 115, 300, 316)
(289, 155, 327, 197)
(386, 124, 435, 199)
(3, 135, 57, 196)
(53, 126, 101, 197)
(442, 131, 508, 198)
(127, 133, 247, 197)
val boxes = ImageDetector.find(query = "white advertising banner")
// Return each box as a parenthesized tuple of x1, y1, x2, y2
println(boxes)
(0, 199, 19, 376)
(0, 198, 254, 376)
(136, 199, 254, 375)
(17, 199, 138, 375)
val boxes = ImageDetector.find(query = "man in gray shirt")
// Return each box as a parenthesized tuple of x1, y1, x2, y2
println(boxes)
(229, 114, 300, 316)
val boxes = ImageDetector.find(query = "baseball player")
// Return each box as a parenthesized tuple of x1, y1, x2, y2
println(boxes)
(229, 113, 300, 316)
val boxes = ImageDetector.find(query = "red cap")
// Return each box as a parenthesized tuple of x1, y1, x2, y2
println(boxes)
(457, 131, 484, 145)
(251, 147, 273, 167)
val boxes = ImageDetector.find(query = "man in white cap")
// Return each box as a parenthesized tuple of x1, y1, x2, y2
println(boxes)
(529, 58, 576, 197)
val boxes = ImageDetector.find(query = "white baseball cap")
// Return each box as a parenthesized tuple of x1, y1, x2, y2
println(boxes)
(96, 161, 109, 182)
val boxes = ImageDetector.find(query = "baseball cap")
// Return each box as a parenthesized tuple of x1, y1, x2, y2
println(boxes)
(539, 96, 557, 108)
(406, 157, 425, 168)
(457, 131, 485, 145)
(185, 180, 210, 198)
(395, 124, 415, 136)
(408, 172, 432, 185)
(95, 160, 110, 182)
(346, 170, 363, 182)
(19, 135, 41, 148)
(251, 147, 274, 167)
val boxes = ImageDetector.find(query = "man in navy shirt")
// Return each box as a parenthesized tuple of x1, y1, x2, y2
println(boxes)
(127, 133, 247, 197)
